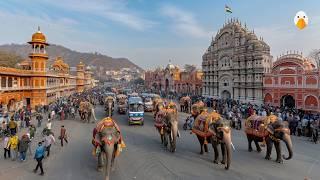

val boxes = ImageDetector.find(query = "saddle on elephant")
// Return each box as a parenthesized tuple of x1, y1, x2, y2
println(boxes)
(245, 114, 278, 138)
(191, 102, 204, 116)
(92, 117, 126, 157)
(192, 110, 213, 138)
(154, 109, 166, 133)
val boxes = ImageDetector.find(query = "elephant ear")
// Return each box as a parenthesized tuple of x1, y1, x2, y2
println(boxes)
(266, 124, 274, 135)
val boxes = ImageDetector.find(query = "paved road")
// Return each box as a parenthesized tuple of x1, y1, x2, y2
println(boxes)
(1, 105, 320, 180)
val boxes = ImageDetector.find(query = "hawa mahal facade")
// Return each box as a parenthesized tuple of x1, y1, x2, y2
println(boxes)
(0, 28, 95, 111)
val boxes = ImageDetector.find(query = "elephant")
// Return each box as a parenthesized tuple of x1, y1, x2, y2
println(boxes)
(245, 118, 293, 163)
(180, 96, 191, 113)
(192, 111, 232, 170)
(105, 97, 114, 117)
(163, 108, 179, 152)
(93, 119, 121, 180)
(79, 101, 92, 123)
(154, 102, 179, 153)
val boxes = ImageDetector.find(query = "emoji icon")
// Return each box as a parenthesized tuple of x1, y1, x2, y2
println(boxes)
(294, 11, 308, 30)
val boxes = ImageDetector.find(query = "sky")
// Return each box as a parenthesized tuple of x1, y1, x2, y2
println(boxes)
(0, 0, 320, 69)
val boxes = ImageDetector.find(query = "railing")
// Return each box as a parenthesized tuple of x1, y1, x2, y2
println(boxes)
(264, 84, 319, 88)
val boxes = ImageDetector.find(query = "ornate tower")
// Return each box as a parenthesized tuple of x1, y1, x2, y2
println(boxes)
(76, 61, 85, 93)
(28, 27, 50, 107)
(28, 27, 49, 72)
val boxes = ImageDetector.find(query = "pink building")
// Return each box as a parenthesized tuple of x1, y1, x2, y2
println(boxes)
(263, 53, 320, 112)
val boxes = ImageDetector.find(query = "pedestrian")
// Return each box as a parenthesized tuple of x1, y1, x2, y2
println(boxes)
(8, 118, 17, 135)
(59, 125, 68, 147)
(36, 113, 43, 128)
(18, 134, 30, 161)
(7, 134, 19, 161)
(43, 132, 55, 157)
(46, 119, 52, 130)
(29, 125, 36, 140)
(51, 110, 55, 120)
(2, 121, 7, 131)
(33, 142, 45, 176)
(2, 133, 10, 159)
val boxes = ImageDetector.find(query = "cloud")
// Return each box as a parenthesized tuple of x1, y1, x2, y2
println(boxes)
(40, 0, 155, 31)
(255, 20, 320, 58)
(160, 5, 211, 38)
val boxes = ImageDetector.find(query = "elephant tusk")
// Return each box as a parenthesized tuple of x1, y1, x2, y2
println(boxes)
(231, 142, 235, 151)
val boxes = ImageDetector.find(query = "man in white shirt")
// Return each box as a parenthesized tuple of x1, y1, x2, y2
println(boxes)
(46, 120, 52, 130)
(43, 133, 55, 157)
(51, 110, 55, 120)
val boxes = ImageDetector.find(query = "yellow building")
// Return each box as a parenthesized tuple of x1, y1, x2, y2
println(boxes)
(0, 28, 95, 111)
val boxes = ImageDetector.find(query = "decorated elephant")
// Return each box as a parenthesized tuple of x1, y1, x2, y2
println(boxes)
(79, 101, 92, 123)
(192, 111, 232, 170)
(154, 102, 179, 152)
(245, 114, 293, 163)
(179, 96, 191, 113)
(105, 96, 115, 117)
(92, 117, 125, 180)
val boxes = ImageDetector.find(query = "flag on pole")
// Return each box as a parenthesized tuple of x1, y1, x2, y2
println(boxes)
(225, 5, 232, 13)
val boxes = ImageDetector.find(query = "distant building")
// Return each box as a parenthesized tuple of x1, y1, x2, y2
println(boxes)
(263, 53, 320, 111)
(145, 63, 203, 96)
(202, 19, 272, 104)
(0, 28, 95, 111)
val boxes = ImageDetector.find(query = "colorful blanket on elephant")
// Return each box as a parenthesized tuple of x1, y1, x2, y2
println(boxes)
(154, 110, 166, 128)
(245, 128, 268, 138)
(245, 115, 268, 137)
(192, 112, 213, 137)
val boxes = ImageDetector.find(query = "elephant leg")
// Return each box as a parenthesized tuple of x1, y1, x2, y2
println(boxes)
(111, 144, 117, 171)
(97, 152, 103, 172)
(196, 135, 204, 155)
(161, 134, 164, 144)
(254, 140, 262, 152)
(204, 144, 209, 153)
(247, 135, 253, 152)
(265, 137, 273, 160)
(212, 140, 219, 164)
(274, 141, 283, 163)
(220, 143, 226, 164)
(163, 133, 168, 148)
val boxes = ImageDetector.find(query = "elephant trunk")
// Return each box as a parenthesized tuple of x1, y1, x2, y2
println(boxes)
(171, 121, 178, 152)
(108, 103, 112, 117)
(282, 134, 293, 160)
(103, 144, 114, 180)
(223, 130, 232, 170)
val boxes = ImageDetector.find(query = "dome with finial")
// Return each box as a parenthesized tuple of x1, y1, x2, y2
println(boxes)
(30, 26, 47, 44)
(86, 66, 91, 71)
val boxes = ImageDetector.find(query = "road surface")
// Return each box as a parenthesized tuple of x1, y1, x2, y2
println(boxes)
(0, 105, 319, 180)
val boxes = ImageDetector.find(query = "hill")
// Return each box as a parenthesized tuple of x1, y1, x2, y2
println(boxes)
(0, 44, 143, 72)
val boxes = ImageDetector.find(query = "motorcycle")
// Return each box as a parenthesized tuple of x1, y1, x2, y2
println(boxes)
(183, 116, 194, 130)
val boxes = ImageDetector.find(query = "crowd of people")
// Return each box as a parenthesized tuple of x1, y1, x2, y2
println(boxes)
(203, 98, 320, 143)
(0, 88, 101, 176)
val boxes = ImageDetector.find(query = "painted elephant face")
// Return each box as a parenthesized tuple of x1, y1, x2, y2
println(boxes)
(267, 121, 290, 139)
(99, 127, 120, 146)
